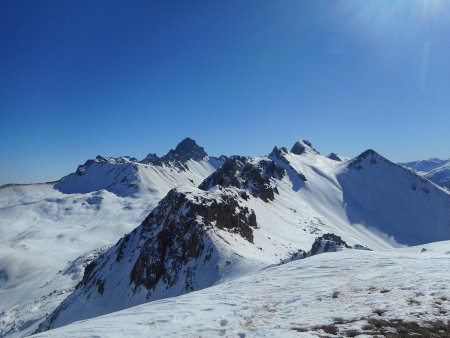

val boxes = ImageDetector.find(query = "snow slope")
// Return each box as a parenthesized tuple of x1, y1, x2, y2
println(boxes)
(0, 138, 222, 337)
(337, 150, 450, 245)
(34, 241, 450, 338)
(36, 140, 450, 332)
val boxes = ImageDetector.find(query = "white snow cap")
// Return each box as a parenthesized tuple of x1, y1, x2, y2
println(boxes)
(291, 139, 319, 155)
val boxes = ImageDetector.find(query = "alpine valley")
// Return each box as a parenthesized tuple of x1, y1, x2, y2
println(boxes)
(1, 138, 449, 338)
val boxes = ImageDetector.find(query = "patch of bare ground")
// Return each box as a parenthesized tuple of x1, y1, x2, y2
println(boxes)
(292, 317, 450, 337)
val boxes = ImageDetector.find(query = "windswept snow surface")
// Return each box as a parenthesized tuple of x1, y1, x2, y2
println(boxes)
(34, 241, 450, 338)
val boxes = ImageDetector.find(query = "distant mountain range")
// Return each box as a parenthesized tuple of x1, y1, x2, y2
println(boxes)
(1, 138, 449, 337)
(400, 158, 450, 190)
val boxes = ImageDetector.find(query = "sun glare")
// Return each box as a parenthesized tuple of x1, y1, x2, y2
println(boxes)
(339, 0, 449, 37)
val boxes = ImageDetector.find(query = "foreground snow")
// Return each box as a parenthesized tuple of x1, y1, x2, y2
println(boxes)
(35, 241, 450, 337)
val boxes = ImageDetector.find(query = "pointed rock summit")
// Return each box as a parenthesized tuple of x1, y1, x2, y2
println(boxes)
(141, 138, 208, 166)
(164, 137, 208, 162)
(291, 139, 319, 155)
(328, 153, 342, 162)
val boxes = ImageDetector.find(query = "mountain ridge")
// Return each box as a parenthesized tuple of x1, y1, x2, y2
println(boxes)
(35, 140, 450, 332)
(1, 137, 450, 337)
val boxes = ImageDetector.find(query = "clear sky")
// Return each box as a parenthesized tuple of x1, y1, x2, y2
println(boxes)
(1, 0, 450, 184)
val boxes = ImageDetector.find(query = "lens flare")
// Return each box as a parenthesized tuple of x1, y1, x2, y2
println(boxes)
(338, 0, 449, 40)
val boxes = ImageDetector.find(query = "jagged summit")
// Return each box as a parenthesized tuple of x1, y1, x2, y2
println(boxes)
(198, 156, 286, 202)
(36, 186, 259, 331)
(56, 137, 220, 196)
(291, 139, 319, 155)
(163, 137, 208, 162)
(328, 153, 342, 162)
(140, 153, 162, 166)
(141, 137, 208, 165)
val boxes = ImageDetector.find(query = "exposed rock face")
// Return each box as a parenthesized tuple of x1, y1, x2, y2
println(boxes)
(128, 189, 257, 291)
(162, 137, 208, 163)
(269, 147, 307, 182)
(140, 153, 163, 166)
(281, 233, 368, 264)
(291, 139, 319, 155)
(199, 156, 286, 202)
(328, 153, 342, 162)
(348, 149, 382, 170)
(141, 138, 208, 168)
(37, 187, 257, 332)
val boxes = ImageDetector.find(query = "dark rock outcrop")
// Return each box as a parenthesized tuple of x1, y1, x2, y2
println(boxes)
(38, 187, 258, 332)
(309, 233, 351, 256)
(291, 139, 319, 155)
(199, 156, 286, 202)
(141, 138, 209, 169)
(128, 188, 258, 292)
(269, 147, 307, 183)
(140, 153, 163, 166)
(162, 137, 207, 163)
(328, 153, 342, 162)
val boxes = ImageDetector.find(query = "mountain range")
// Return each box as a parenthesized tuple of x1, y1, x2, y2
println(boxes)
(0, 138, 449, 337)
(400, 158, 450, 190)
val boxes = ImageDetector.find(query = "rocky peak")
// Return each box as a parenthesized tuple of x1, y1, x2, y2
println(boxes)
(291, 139, 319, 155)
(140, 138, 209, 168)
(348, 149, 382, 170)
(199, 156, 286, 202)
(141, 153, 163, 166)
(328, 153, 342, 162)
(269, 146, 290, 164)
(162, 137, 208, 163)
(37, 187, 258, 332)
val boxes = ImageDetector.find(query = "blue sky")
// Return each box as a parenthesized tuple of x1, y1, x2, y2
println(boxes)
(1, 0, 450, 184)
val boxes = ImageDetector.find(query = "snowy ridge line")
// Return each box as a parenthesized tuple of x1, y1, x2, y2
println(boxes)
(1, 137, 450, 337)
(400, 157, 450, 190)
(34, 139, 450, 333)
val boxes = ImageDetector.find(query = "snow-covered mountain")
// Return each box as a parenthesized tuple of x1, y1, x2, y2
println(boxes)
(55, 137, 224, 196)
(0, 138, 223, 337)
(1, 137, 450, 337)
(400, 158, 450, 190)
(425, 162, 450, 190)
(35, 140, 450, 333)
(400, 158, 449, 174)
